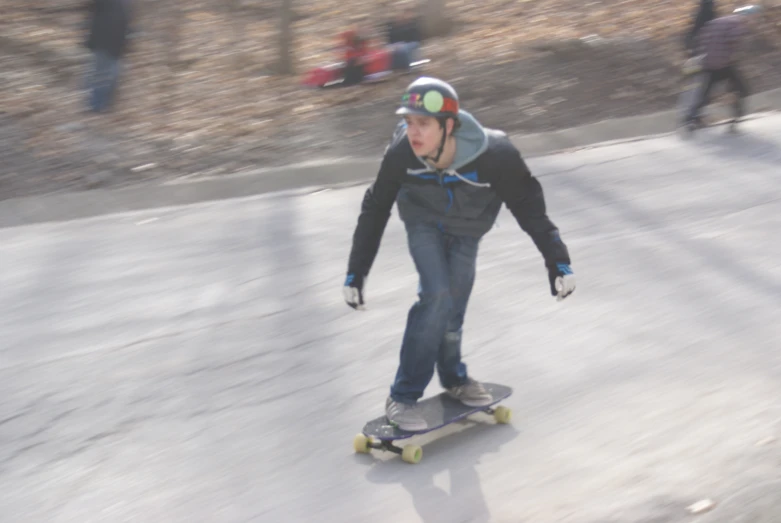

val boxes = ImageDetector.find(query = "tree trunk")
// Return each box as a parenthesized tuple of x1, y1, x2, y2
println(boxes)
(158, 0, 182, 115)
(277, 0, 294, 75)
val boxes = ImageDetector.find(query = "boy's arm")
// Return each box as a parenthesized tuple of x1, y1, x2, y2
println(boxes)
(488, 143, 575, 299)
(489, 146, 570, 266)
(346, 152, 404, 282)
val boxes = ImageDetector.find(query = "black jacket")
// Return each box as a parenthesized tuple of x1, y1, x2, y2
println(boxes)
(685, 0, 718, 52)
(346, 111, 571, 279)
(86, 0, 133, 59)
(387, 18, 423, 44)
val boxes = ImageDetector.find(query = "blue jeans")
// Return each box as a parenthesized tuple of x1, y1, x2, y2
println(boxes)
(686, 65, 748, 123)
(390, 42, 420, 71)
(390, 225, 480, 404)
(87, 50, 121, 113)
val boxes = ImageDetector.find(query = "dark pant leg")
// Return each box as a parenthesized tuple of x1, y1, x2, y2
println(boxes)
(436, 234, 480, 389)
(687, 69, 722, 122)
(724, 65, 749, 120)
(390, 225, 452, 403)
(88, 50, 121, 112)
(343, 58, 364, 86)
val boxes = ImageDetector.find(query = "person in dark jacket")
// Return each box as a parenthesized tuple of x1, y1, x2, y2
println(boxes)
(386, 6, 422, 72)
(343, 77, 575, 431)
(85, 0, 133, 112)
(685, 0, 718, 56)
(684, 5, 762, 131)
(387, 6, 422, 46)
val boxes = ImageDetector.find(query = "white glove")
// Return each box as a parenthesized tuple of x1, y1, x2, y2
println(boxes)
(554, 273, 576, 301)
(343, 273, 366, 311)
(548, 263, 576, 301)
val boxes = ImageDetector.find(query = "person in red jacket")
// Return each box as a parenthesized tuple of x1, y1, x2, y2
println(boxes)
(341, 29, 369, 86)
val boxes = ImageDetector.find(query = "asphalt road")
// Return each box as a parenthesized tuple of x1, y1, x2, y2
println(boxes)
(1, 116, 781, 522)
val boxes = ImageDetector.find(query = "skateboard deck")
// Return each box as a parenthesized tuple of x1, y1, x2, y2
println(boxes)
(353, 383, 512, 464)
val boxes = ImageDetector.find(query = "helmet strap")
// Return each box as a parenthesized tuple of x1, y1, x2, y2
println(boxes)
(424, 118, 450, 165)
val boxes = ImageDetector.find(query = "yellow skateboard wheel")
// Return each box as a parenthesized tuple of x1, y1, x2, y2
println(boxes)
(402, 444, 423, 464)
(493, 406, 512, 424)
(353, 433, 370, 454)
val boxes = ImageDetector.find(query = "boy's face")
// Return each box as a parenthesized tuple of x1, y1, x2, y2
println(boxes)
(404, 115, 451, 157)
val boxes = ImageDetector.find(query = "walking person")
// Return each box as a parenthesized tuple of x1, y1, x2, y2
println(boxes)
(85, 0, 133, 113)
(684, 5, 762, 132)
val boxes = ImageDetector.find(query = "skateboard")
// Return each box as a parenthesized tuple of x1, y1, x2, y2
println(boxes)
(353, 383, 513, 464)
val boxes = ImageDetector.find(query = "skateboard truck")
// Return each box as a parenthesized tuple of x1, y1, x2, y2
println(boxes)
(354, 435, 423, 464)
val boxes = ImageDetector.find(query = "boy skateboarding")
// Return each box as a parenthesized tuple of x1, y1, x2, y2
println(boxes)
(343, 77, 575, 431)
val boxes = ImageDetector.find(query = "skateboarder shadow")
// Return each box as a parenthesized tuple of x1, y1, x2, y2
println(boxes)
(360, 420, 520, 523)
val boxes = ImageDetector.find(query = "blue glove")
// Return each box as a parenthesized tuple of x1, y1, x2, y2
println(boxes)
(547, 263, 576, 301)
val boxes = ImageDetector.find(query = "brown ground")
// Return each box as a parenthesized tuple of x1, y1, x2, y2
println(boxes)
(1, 0, 780, 201)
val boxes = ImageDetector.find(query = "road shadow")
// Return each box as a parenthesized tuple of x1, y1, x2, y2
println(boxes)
(682, 114, 781, 167)
(563, 159, 781, 312)
(356, 417, 520, 523)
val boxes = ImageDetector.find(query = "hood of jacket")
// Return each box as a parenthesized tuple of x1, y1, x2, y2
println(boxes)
(449, 109, 490, 171)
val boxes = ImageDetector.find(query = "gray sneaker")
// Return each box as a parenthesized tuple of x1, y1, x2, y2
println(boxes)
(446, 378, 493, 407)
(385, 397, 428, 432)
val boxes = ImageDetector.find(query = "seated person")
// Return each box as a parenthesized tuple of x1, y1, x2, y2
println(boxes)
(386, 7, 422, 71)
(341, 28, 370, 86)
(387, 6, 422, 45)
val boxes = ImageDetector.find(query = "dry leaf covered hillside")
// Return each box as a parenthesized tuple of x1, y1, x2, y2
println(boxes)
(1, 0, 780, 198)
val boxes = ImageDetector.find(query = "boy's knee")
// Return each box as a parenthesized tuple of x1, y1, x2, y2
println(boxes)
(421, 289, 453, 317)
(443, 329, 461, 342)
